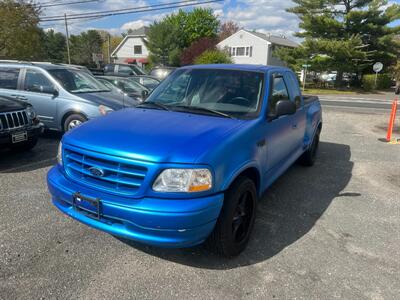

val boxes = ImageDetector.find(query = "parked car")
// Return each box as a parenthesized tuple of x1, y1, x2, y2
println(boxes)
(95, 76, 149, 101)
(47, 65, 322, 257)
(104, 63, 147, 76)
(0, 62, 139, 132)
(0, 95, 42, 151)
(149, 66, 176, 81)
(130, 76, 160, 91)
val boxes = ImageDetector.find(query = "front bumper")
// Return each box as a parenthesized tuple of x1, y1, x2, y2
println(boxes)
(0, 122, 43, 146)
(47, 166, 224, 248)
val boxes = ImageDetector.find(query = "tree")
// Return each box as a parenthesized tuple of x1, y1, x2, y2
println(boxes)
(42, 30, 66, 63)
(277, 0, 400, 85)
(194, 49, 232, 65)
(146, 8, 220, 66)
(0, 0, 44, 60)
(69, 30, 103, 66)
(219, 21, 241, 41)
(180, 37, 217, 65)
(144, 21, 181, 66)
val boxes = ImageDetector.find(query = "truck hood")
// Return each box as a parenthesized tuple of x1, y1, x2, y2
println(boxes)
(77, 91, 139, 109)
(63, 108, 245, 163)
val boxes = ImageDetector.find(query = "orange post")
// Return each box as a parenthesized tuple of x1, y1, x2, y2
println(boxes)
(386, 100, 398, 142)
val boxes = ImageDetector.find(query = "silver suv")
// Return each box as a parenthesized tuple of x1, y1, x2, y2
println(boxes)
(0, 62, 139, 132)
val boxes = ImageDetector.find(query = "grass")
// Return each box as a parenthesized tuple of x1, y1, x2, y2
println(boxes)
(303, 88, 359, 95)
(303, 88, 392, 95)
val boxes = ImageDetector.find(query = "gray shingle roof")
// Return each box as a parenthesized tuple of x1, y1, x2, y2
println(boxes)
(127, 26, 149, 36)
(244, 30, 299, 48)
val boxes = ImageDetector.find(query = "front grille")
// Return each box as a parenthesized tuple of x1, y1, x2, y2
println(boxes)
(64, 147, 148, 196)
(0, 110, 29, 130)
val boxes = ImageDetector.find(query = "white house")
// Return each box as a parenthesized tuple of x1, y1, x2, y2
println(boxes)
(111, 26, 150, 67)
(217, 29, 299, 66)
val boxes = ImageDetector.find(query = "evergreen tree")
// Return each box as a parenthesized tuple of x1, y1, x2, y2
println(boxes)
(278, 0, 400, 85)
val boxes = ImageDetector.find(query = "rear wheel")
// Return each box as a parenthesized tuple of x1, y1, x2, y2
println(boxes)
(299, 129, 320, 166)
(63, 114, 87, 132)
(206, 176, 257, 257)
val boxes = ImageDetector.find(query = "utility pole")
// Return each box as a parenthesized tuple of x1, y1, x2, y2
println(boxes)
(64, 13, 71, 64)
(108, 34, 111, 63)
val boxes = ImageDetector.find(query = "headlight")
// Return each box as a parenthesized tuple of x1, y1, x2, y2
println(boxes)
(26, 106, 36, 119)
(153, 168, 212, 193)
(57, 142, 63, 166)
(99, 105, 113, 116)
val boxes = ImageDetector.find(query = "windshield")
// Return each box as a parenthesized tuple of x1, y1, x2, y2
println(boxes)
(114, 78, 148, 94)
(48, 68, 110, 93)
(146, 68, 264, 118)
(129, 65, 146, 75)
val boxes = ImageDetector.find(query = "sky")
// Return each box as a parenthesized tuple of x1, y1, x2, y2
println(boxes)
(40, 0, 400, 40)
(40, 0, 301, 39)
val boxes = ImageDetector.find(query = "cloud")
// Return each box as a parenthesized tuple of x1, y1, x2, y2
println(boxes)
(39, 0, 301, 41)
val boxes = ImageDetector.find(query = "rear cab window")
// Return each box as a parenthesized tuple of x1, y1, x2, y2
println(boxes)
(0, 67, 21, 90)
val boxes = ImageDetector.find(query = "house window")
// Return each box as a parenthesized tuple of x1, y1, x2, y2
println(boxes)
(230, 46, 253, 57)
(134, 45, 142, 55)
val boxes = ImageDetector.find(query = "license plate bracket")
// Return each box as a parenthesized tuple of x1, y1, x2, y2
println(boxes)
(72, 192, 101, 220)
(11, 131, 27, 143)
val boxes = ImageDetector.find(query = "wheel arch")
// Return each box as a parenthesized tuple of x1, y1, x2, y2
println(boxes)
(61, 110, 89, 131)
(222, 164, 261, 197)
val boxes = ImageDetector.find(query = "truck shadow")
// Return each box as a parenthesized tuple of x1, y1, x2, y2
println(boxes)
(0, 131, 61, 173)
(120, 141, 354, 269)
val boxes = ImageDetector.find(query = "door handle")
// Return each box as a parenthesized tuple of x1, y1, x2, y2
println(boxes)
(16, 96, 27, 101)
(292, 124, 298, 129)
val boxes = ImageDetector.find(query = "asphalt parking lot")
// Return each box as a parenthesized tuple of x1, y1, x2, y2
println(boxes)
(1, 106, 399, 299)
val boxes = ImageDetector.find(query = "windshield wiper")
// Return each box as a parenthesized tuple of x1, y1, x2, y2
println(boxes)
(172, 105, 234, 119)
(136, 101, 171, 111)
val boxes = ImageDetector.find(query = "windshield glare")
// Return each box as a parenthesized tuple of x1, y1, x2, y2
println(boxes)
(146, 69, 264, 118)
(49, 68, 110, 93)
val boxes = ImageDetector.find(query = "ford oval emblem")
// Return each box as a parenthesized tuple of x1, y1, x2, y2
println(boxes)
(88, 167, 105, 177)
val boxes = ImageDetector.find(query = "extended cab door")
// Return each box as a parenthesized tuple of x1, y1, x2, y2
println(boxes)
(18, 68, 58, 128)
(265, 72, 300, 174)
(284, 71, 307, 154)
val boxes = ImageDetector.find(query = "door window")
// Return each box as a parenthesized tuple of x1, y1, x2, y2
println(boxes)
(0, 68, 20, 90)
(269, 75, 290, 115)
(24, 69, 54, 94)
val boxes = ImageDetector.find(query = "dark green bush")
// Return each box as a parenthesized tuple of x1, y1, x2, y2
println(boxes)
(362, 74, 392, 90)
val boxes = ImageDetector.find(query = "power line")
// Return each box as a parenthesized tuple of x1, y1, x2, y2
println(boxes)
(39, 0, 101, 8)
(40, 0, 223, 22)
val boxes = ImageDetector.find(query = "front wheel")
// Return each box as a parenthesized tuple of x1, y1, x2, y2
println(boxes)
(206, 176, 257, 257)
(63, 114, 87, 132)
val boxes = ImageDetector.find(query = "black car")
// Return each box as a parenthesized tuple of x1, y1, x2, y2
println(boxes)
(130, 76, 160, 91)
(0, 96, 42, 151)
(95, 76, 150, 101)
(104, 63, 147, 76)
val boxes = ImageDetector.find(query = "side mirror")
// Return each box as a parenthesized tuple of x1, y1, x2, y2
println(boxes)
(141, 90, 149, 100)
(52, 89, 59, 97)
(275, 100, 296, 118)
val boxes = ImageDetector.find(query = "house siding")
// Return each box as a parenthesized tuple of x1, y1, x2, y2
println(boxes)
(113, 36, 149, 63)
(217, 31, 269, 65)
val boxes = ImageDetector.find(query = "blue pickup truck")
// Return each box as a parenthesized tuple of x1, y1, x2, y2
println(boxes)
(47, 64, 322, 257)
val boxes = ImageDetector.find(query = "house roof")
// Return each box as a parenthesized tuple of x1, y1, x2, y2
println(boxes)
(127, 26, 149, 36)
(111, 26, 149, 57)
(222, 29, 299, 48)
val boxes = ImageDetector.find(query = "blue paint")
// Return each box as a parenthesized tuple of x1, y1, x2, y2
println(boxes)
(47, 64, 322, 248)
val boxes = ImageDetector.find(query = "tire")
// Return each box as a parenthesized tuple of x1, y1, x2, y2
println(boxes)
(11, 136, 38, 151)
(206, 176, 257, 257)
(299, 129, 320, 166)
(63, 114, 87, 132)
